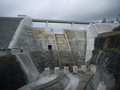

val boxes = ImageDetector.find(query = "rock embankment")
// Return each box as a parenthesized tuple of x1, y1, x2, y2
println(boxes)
(0, 54, 28, 90)
(90, 25, 120, 90)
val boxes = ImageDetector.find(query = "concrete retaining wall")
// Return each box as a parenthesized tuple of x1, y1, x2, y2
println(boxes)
(16, 53, 39, 82)
(85, 27, 94, 62)
(33, 74, 70, 90)
(84, 70, 100, 90)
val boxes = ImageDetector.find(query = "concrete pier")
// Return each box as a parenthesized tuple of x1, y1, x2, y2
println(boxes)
(73, 66, 78, 74)
(64, 67, 69, 74)
(54, 67, 59, 75)
(45, 68, 50, 75)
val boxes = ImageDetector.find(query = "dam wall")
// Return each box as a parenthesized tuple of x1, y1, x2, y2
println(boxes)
(63, 29, 87, 67)
(85, 26, 94, 62)
(32, 28, 60, 69)
(10, 17, 38, 54)
(55, 33, 74, 67)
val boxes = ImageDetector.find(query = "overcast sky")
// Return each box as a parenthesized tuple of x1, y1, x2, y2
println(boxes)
(0, 0, 120, 33)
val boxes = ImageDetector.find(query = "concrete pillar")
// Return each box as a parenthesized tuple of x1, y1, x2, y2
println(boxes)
(45, 21, 51, 31)
(64, 67, 69, 74)
(46, 21, 48, 28)
(71, 22, 74, 30)
(90, 64, 96, 73)
(54, 67, 59, 75)
(73, 66, 78, 74)
(45, 68, 50, 75)
(81, 65, 87, 72)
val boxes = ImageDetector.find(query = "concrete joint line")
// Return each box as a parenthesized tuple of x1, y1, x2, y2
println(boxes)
(54, 34, 61, 67)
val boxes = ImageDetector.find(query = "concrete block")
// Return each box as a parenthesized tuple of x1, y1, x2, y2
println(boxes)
(73, 66, 78, 74)
(90, 64, 96, 74)
(81, 65, 87, 72)
(54, 67, 59, 75)
(45, 68, 50, 75)
(64, 67, 69, 74)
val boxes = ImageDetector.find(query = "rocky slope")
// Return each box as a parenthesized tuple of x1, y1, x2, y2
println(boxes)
(0, 54, 28, 90)
(90, 25, 120, 90)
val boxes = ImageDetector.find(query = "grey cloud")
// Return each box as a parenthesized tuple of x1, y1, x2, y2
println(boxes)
(0, 0, 120, 32)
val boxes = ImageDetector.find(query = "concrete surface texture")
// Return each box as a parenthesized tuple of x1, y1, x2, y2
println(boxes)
(10, 17, 38, 54)
(45, 68, 50, 75)
(54, 67, 60, 75)
(32, 28, 60, 68)
(63, 29, 87, 67)
(64, 67, 69, 74)
(88, 23, 119, 38)
(18, 74, 58, 90)
(87, 23, 98, 38)
(16, 53, 39, 82)
(85, 26, 94, 62)
(18, 73, 80, 90)
(15, 28, 88, 73)
(55, 34, 74, 67)
(84, 70, 100, 90)
(28, 51, 44, 72)
(97, 81, 106, 90)
(0, 17, 23, 49)
(18, 74, 70, 90)
(64, 74, 80, 90)
(77, 64, 96, 90)
(81, 65, 87, 72)
(73, 66, 78, 74)
(17, 65, 99, 90)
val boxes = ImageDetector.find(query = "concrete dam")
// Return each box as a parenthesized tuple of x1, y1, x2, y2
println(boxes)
(0, 15, 120, 90)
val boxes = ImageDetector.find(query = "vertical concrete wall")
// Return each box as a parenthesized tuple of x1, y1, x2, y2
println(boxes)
(85, 33, 94, 62)
(88, 23, 119, 38)
(32, 28, 60, 69)
(95, 23, 114, 33)
(30, 29, 87, 68)
(87, 23, 98, 38)
(16, 53, 39, 82)
(86, 25, 95, 62)
(55, 34, 74, 67)
(28, 51, 44, 72)
(32, 28, 56, 51)
(63, 29, 87, 67)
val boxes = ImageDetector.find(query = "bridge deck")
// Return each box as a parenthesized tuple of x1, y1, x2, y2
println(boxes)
(32, 19, 95, 24)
